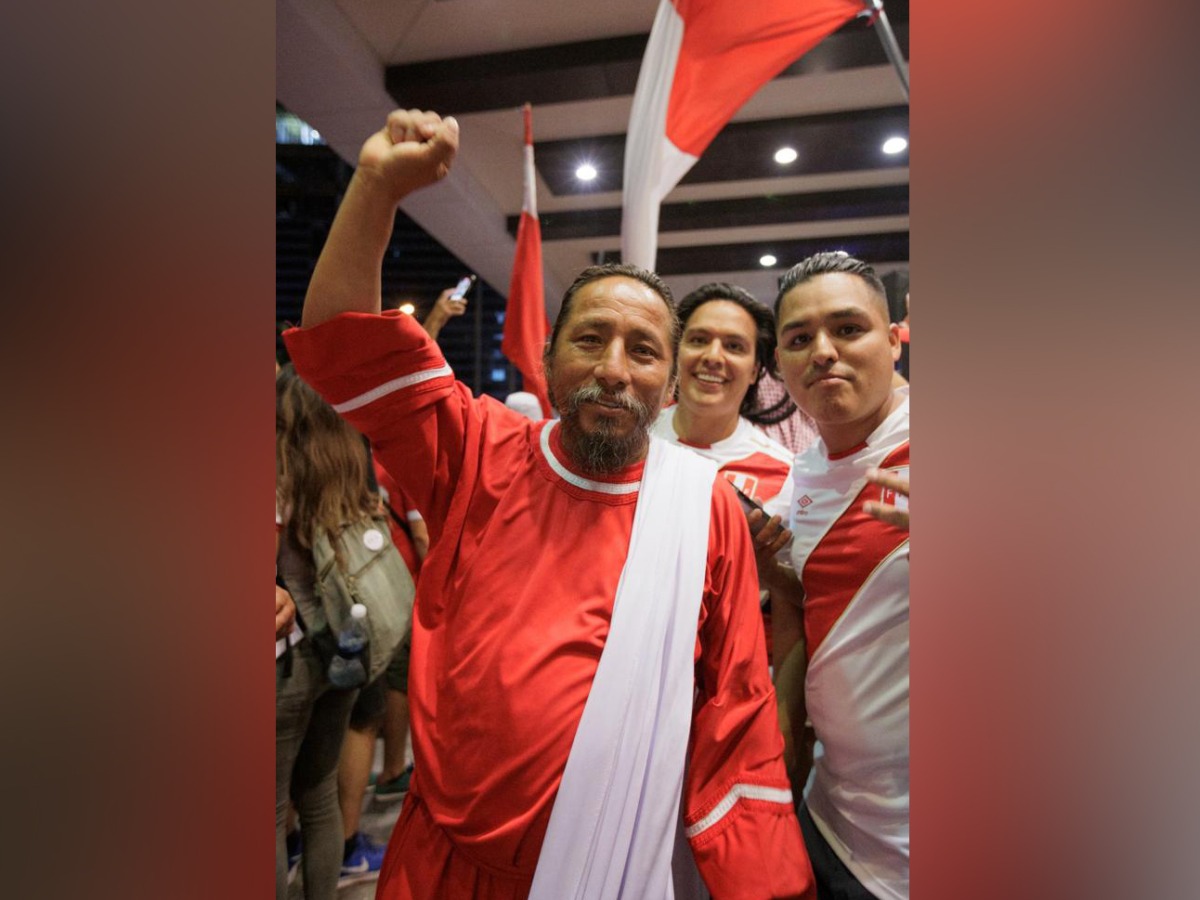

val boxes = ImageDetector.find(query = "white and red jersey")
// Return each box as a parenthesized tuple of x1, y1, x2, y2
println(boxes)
(651, 407, 793, 510)
(285, 310, 812, 899)
(652, 408, 794, 661)
(786, 394, 909, 900)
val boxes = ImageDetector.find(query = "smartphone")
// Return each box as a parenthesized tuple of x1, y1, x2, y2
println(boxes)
(450, 274, 476, 300)
(731, 483, 764, 516)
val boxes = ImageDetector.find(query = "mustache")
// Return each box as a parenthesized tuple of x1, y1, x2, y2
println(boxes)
(562, 383, 652, 421)
(805, 369, 854, 387)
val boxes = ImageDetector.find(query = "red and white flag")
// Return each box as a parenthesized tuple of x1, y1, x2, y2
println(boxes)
(622, 0, 863, 270)
(502, 103, 551, 417)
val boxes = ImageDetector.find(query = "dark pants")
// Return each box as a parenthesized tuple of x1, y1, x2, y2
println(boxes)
(799, 803, 879, 900)
(276, 642, 357, 900)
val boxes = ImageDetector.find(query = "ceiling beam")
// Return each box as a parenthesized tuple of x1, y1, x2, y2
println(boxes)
(533, 105, 909, 196)
(384, 25, 908, 115)
(508, 185, 909, 239)
(598, 231, 909, 275)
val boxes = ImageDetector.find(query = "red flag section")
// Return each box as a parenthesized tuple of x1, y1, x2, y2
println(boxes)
(622, 0, 862, 270)
(501, 103, 551, 417)
(667, 0, 863, 155)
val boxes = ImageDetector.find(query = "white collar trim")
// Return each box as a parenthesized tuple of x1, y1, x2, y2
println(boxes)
(538, 421, 641, 495)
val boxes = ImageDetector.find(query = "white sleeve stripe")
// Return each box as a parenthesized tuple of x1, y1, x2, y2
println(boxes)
(683, 783, 794, 839)
(331, 364, 453, 413)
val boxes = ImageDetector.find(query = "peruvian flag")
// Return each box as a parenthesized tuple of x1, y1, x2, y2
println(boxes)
(501, 103, 551, 417)
(622, 0, 863, 270)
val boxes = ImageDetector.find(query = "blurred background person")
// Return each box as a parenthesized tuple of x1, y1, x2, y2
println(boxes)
(752, 369, 820, 457)
(276, 363, 380, 900)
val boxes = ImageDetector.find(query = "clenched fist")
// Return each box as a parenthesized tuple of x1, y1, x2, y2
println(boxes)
(357, 109, 460, 205)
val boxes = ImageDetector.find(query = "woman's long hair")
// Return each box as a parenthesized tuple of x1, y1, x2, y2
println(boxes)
(276, 363, 376, 551)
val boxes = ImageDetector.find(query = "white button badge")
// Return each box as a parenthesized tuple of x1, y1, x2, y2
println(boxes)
(362, 528, 385, 551)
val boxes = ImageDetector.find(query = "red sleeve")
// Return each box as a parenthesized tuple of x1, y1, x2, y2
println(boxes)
(283, 310, 471, 546)
(686, 479, 815, 899)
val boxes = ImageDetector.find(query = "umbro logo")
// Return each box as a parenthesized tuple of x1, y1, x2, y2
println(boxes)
(798, 495, 813, 508)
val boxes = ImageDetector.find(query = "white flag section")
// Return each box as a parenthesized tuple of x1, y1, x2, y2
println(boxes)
(621, 0, 863, 270)
(622, 0, 693, 272)
(528, 434, 716, 900)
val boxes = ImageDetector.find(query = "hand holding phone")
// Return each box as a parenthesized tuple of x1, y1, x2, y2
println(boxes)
(731, 483, 764, 516)
(733, 483, 794, 564)
(450, 274, 476, 300)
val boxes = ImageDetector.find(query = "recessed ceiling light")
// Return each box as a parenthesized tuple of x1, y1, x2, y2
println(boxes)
(882, 136, 908, 155)
(575, 163, 598, 181)
(399, 302, 416, 316)
(774, 147, 798, 165)
(760, 254, 777, 267)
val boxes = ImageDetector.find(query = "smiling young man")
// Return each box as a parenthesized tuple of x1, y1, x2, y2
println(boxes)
(283, 109, 813, 900)
(763, 252, 910, 900)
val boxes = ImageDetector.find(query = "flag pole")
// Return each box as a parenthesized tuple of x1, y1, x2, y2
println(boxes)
(862, 0, 909, 102)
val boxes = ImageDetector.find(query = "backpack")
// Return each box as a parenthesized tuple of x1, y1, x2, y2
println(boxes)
(310, 513, 414, 684)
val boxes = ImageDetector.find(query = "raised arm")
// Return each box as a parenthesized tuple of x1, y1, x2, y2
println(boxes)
(301, 110, 460, 328)
(421, 287, 468, 341)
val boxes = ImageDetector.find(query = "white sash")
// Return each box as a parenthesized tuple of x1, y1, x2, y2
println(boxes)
(529, 437, 717, 900)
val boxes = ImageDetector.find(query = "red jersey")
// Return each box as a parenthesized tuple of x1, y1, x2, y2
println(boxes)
(285, 311, 812, 899)
(374, 459, 422, 580)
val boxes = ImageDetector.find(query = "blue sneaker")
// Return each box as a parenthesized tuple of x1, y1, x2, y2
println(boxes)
(286, 830, 302, 885)
(340, 831, 386, 885)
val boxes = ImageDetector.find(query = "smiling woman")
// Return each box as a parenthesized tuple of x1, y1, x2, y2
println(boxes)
(648, 281, 798, 662)
(674, 299, 761, 444)
(658, 283, 783, 451)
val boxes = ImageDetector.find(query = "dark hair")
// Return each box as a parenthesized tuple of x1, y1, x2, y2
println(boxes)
(544, 263, 681, 385)
(676, 282, 785, 421)
(773, 251, 888, 319)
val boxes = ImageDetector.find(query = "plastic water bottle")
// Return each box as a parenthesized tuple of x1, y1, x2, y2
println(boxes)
(328, 603, 369, 688)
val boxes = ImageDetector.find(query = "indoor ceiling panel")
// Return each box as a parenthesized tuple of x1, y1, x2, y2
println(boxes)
(508, 185, 910, 240)
(533, 106, 909, 197)
(283, 0, 910, 310)
(600, 230, 910, 277)
(381, 20, 907, 114)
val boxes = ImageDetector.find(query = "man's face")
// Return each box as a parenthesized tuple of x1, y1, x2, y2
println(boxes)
(547, 276, 675, 472)
(677, 300, 759, 423)
(775, 273, 900, 449)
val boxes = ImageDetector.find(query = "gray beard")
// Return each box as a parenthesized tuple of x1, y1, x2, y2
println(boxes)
(557, 383, 655, 475)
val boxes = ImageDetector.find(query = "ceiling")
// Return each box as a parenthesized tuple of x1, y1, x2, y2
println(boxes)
(276, 0, 909, 318)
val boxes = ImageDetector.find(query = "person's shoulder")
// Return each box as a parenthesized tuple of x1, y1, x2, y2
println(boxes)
(791, 439, 830, 481)
(649, 406, 677, 442)
(739, 417, 794, 466)
(873, 390, 910, 445)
